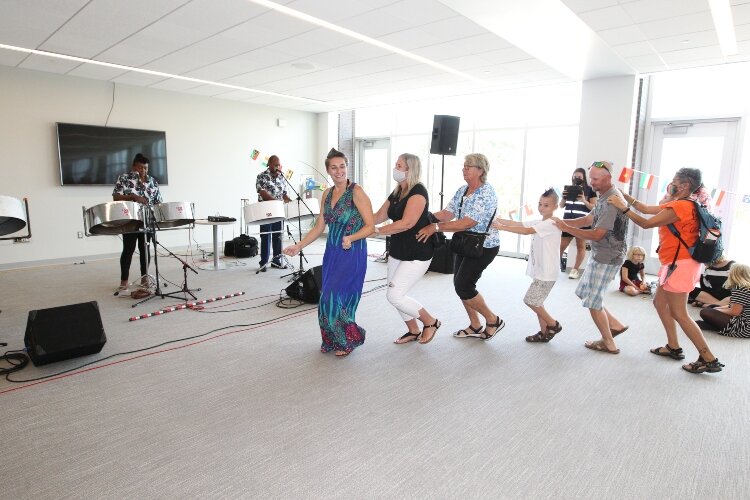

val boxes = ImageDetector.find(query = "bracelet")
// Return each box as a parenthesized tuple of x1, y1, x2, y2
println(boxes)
(622, 207, 631, 215)
(628, 198, 636, 207)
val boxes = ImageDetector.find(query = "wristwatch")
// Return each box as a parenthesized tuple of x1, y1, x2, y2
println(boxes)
(434, 223, 439, 232)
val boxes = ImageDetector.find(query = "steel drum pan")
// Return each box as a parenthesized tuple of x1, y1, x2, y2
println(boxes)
(85, 201, 144, 235)
(153, 201, 195, 228)
(0, 195, 27, 236)
(244, 200, 285, 225)
(285, 200, 320, 222)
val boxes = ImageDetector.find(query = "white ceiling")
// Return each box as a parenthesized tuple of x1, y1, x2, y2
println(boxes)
(1, 0, 750, 113)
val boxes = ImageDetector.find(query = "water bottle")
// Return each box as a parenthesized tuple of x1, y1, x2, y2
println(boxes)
(560, 252, 568, 272)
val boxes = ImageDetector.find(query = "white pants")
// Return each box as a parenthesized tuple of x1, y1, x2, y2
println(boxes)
(386, 256, 432, 321)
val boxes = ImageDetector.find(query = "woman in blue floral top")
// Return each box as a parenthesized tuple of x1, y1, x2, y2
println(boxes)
(416, 153, 504, 340)
(283, 150, 375, 356)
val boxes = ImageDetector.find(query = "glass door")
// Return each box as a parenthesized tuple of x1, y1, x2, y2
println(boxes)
(356, 138, 391, 202)
(638, 119, 739, 273)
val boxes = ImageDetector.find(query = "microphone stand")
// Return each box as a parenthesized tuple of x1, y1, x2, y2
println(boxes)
(133, 208, 200, 307)
(280, 173, 316, 281)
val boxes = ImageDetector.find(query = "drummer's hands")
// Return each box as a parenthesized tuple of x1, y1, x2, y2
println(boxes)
(342, 236, 352, 250)
(134, 195, 148, 205)
(283, 244, 300, 257)
(415, 224, 435, 243)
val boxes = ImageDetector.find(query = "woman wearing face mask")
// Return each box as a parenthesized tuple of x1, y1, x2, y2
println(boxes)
(559, 168, 598, 279)
(609, 168, 724, 374)
(373, 153, 441, 344)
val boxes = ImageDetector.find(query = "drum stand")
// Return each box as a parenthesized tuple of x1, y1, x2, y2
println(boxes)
(280, 175, 316, 282)
(133, 218, 200, 307)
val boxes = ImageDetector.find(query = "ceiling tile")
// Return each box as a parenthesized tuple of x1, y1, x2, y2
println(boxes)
(598, 25, 648, 45)
(624, 53, 668, 71)
(612, 41, 656, 58)
(636, 11, 715, 39)
(620, 0, 708, 24)
(0, 48, 28, 67)
(0, 0, 88, 48)
(66, 63, 127, 80)
(650, 30, 718, 53)
(578, 5, 634, 31)
(660, 45, 724, 64)
(561, 0, 619, 13)
(733, 3, 750, 24)
(18, 53, 80, 74)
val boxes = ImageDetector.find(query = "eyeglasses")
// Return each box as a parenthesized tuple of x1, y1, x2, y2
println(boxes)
(462, 164, 481, 170)
(590, 161, 611, 174)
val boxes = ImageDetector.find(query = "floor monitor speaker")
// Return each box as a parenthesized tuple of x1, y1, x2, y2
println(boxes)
(429, 115, 460, 156)
(285, 266, 323, 304)
(24, 301, 107, 366)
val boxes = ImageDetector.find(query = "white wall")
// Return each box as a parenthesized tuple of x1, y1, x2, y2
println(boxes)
(576, 75, 638, 168)
(0, 67, 319, 268)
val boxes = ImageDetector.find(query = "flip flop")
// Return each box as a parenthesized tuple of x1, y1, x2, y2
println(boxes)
(394, 332, 420, 344)
(419, 319, 441, 344)
(584, 340, 620, 355)
(453, 325, 483, 338)
(611, 326, 629, 337)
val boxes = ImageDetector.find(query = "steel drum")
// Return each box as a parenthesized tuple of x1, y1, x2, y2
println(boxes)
(0, 195, 27, 236)
(244, 200, 285, 225)
(85, 201, 144, 235)
(153, 201, 195, 228)
(285, 200, 320, 222)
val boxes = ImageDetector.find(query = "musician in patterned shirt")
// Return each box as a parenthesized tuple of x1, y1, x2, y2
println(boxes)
(255, 155, 291, 271)
(112, 153, 162, 295)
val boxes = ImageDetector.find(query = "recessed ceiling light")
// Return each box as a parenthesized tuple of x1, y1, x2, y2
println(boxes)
(681, 39, 691, 44)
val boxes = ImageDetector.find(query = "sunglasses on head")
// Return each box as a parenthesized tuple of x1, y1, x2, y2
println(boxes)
(591, 161, 611, 173)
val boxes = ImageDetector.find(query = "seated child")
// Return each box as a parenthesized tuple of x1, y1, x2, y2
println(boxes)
(619, 246, 650, 296)
(492, 188, 562, 343)
(689, 255, 734, 308)
(698, 263, 750, 338)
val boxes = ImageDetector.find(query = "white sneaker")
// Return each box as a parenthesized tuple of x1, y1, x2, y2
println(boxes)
(116, 287, 131, 298)
(569, 269, 581, 279)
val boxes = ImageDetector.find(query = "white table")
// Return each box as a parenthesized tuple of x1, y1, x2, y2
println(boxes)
(194, 219, 236, 270)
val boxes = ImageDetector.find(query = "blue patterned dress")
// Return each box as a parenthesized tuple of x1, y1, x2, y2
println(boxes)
(319, 182, 367, 353)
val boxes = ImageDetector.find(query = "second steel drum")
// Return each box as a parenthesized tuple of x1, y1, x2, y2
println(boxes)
(153, 201, 195, 228)
(85, 201, 144, 235)
(285, 199, 320, 222)
(244, 200, 285, 225)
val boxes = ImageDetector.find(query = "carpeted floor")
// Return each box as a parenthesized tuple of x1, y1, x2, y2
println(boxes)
(1, 238, 747, 499)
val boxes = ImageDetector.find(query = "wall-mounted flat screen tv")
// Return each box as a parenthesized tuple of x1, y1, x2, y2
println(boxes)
(57, 123, 168, 185)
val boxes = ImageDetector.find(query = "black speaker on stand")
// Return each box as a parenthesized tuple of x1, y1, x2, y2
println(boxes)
(429, 115, 459, 274)
(285, 266, 323, 304)
(24, 301, 106, 366)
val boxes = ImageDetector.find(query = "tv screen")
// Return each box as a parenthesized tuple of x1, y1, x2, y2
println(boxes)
(57, 123, 168, 185)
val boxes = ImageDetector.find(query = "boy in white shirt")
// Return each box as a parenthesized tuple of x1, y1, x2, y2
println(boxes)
(492, 188, 563, 342)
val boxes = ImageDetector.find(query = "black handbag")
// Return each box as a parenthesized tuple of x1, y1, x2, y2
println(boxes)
(449, 187, 496, 258)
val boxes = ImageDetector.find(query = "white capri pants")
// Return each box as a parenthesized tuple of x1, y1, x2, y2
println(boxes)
(386, 256, 432, 321)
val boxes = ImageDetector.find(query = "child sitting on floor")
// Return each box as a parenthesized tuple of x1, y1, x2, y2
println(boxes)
(620, 246, 650, 296)
(698, 263, 750, 338)
(492, 188, 562, 343)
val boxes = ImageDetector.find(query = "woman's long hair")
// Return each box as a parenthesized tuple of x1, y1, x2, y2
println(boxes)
(391, 153, 422, 199)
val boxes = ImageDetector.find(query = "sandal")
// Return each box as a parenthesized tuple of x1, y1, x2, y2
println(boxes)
(525, 331, 549, 343)
(335, 350, 351, 357)
(453, 325, 484, 338)
(584, 339, 620, 354)
(394, 332, 420, 344)
(526, 321, 562, 343)
(611, 325, 629, 337)
(649, 344, 685, 360)
(682, 357, 724, 374)
(419, 319, 441, 344)
(480, 316, 505, 341)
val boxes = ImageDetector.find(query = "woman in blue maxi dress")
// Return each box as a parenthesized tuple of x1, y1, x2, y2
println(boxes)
(282, 150, 375, 356)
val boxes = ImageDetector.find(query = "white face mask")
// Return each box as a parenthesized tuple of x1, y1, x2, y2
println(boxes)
(392, 167, 407, 183)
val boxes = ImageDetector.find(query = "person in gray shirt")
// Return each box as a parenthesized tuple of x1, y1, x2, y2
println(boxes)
(554, 161, 629, 354)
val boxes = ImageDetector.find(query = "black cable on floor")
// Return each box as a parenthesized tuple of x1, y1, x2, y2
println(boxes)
(1, 351, 29, 375)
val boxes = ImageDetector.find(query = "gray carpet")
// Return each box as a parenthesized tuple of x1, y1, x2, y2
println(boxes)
(1, 239, 747, 499)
